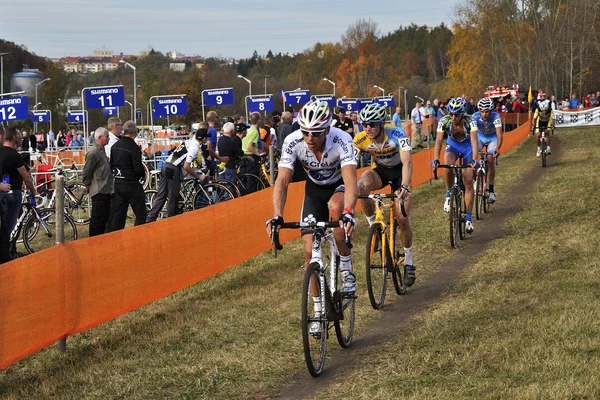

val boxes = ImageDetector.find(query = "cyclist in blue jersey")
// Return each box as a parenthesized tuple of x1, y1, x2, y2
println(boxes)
(431, 97, 479, 233)
(472, 97, 503, 203)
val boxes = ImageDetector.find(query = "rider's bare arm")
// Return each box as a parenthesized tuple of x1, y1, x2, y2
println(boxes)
(272, 166, 293, 217)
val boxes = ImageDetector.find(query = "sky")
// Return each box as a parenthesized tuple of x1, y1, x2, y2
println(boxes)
(1, 0, 459, 59)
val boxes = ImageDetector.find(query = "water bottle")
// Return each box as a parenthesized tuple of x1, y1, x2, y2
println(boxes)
(2, 175, 12, 194)
(28, 194, 36, 207)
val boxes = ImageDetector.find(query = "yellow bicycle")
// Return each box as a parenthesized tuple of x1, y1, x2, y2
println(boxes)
(359, 188, 407, 309)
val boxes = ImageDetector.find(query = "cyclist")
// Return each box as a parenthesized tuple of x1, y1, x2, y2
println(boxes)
(266, 100, 357, 335)
(472, 97, 503, 203)
(431, 97, 479, 233)
(353, 103, 416, 286)
(534, 100, 555, 157)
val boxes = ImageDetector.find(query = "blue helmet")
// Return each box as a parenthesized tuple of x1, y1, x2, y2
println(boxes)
(359, 103, 387, 123)
(447, 97, 467, 115)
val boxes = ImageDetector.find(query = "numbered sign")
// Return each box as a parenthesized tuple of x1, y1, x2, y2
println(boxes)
(153, 97, 188, 119)
(32, 110, 50, 122)
(0, 96, 29, 122)
(203, 88, 234, 106)
(67, 111, 86, 122)
(103, 106, 119, 116)
(337, 99, 358, 111)
(376, 97, 395, 108)
(136, 108, 142, 119)
(284, 90, 311, 105)
(312, 95, 336, 109)
(248, 95, 274, 113)
(357, 98, 374, 111)
(85, 86, 125, 109)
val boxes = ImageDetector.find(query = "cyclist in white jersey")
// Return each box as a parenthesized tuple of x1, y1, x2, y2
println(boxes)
(472, 97, 503, 203)
(267, 100, 357, 333)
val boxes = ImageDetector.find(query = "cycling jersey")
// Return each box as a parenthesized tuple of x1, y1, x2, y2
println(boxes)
(166, 139, 200, 167)
(279, 127, 356, 186)
(534, 108, 554, 123)
(437, 115, 477, 142)
(472, 111, 502, 135)
(353, 128, 411, 168)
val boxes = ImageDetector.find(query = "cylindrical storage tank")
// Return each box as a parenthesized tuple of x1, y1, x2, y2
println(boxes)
(10, 71, 42, 97)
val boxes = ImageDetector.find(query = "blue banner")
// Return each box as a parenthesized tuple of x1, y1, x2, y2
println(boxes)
(357, 98, 374, 111)
(103, 106, 118, 116)
(375, 97, 395, 108)
(284, 90, 311, 105)
(153, 97, 188, 119)
(312, 95, 336, 109)
(337, 98, 358, 111)
(31, 110, 50, 122)
(136, 108, 142, 119)
(203, 88, 234, 106)
(247, 95, 274, 113)
(0, 96, 29, 122)
(67, 111, 85, 123)
(85, 86, 125, 109)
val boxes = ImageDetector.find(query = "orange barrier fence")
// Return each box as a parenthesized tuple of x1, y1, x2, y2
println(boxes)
(0, 121, 531, 370)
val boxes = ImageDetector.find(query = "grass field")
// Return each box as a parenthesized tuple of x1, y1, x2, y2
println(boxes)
(1, 128, 598, 399)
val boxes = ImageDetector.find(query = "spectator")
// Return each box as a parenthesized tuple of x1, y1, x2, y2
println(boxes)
(277, 111, 293, 148)
(590, 92, 598, 108)
(105, 117, 122, 159)
(392, 106, 402, 128)
(410, 102, 424, 149)
(0, 127, 37, 263)
(432, 99, 440, 117)
(233, 122, 247, 151)
(240, 113, 263, 191)
(65, 130, 72, 147)
(36, 130, 46, 151)
(146, 129, 208, 222)
(47, 128, 55, 151)
(263, 115, 277, 149)
(562, 97, 570, 110)
(465, 98, 477, 115)
(218, 122, 253, 184)
(57, 129, 66, 148)
(206, 111, 229, 177)
(583, 92, 592, 108)
(333, 107, 353, 137)
(549, 95, 558, 111)
(513, 97, 528, 113)
(424, 100, 435, 120)
(108, 120, 146, 230)
(82, 127, 113, 237)
(22, 130, 36, 152)
(569, 93, 579, 109)
(350, 111, 363, 134)
(69, 135, 81, 147)
(437, 101, 447, 118)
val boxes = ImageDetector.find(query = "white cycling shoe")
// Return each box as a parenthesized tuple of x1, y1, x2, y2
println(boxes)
(309, 321, 322, 336)
(341, 272, 356, 295)
(466, 220, 474, 234)
(488, 192, 497, 203)
(536, 149, 542, 157)
(444, 197, 451, 213)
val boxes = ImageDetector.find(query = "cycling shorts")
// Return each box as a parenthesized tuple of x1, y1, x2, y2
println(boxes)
(536, 119, 550, 132)
(301, 178, 344, 234)
(445, 137, 473, 165)
(477, 132, 498, 154)
(371, 164, 403, 191)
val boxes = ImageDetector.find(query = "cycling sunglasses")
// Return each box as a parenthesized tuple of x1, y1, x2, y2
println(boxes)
(301, 129, 326, 137)
(363, 122, 382, 128)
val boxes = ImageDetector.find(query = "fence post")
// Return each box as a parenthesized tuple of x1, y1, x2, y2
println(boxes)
(268, 145, 275, 187)
(55, 173, 67, 352)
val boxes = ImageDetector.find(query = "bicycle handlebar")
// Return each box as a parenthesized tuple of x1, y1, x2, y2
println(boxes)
(358, 194, 408, 218)
(433, 164, 472, 180)
(270, 220, 352, 251)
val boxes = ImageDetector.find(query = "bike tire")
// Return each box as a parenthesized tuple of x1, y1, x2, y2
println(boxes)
(215, 179, 241, 198)
(475, 170, 484, 220)
(237, 173, 266, 195)
(65, 182, 91, 225)
(541, 139, 547, 168)
(459, 193, 466, 240)
(365, 223, 386, 309)
(390, 220, 406, 295)
(141, 162, 151, 189)
(192, 183, 234, 210)
(334, 254, 355, 348)
(301, 262, 327, 377)
(449, 187, 460, 249)
(23, 208, 78, 254)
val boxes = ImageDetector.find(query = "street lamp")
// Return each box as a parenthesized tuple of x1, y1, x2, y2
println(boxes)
(120, 59, 137, 123)
(125, 100, 133, 120)
(33, 102, 42, 110)
(35, 78, 50, 133)
(323, 77, 336, 97)
(0, 52, 9, 94)
(238, 75, 252, 121)
(373, 85, 385, 97)
(264, 75, 271, 94)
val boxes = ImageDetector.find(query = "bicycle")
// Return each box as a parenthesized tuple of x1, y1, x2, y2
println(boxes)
(271, 220, 354, 377)
(539, 126, 553, 167)
(474, 151, 489, 220)
(34, 170, 91, 225)
(358, 188, 408, 309)
(434, 157, 472, 249)
(30, 151, 79, 182)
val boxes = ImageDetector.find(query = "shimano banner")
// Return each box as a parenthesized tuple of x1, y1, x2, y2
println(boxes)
(554, 108, 600, 128)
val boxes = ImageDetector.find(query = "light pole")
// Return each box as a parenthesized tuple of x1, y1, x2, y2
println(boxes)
(125, 100, 133, 120)
(120, 60, 136, 123)
(323, 77, 336, 97)
(35, 78, 50, 134)
(264, 75, 271, 116)
(0, 52, 9, 94)
(238, 75, 251, 121)
(373, 85, 385, 97)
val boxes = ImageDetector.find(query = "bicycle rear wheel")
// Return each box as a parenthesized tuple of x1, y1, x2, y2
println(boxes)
(449, 188, 460, 249)
(66, 182, 91, 225)
(541, 139, 547, 168)
(192, 183, 234, 210)
(237, 173, 266, 195)
(475, 170, 484, 220)
(301, 262, 327, 377)
(334, 255, 355, 348)
(215, 179, 241, 198)
(23, 208, 78, 254)
(365, 223, 387, 309)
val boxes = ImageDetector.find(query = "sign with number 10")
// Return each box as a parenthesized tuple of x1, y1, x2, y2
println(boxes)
(153, 97, 188, 119)
(0, 96, 29, 122)
(85, 86, 125, 109)
(203, 88, 234, 106)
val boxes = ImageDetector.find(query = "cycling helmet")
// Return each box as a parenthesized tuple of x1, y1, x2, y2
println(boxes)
(477, 97, 495, 111)
(539, 100, 550, 111)
(298, 100, 332, 131)
(447, 97, 467, 115)
(359, 103, 387, 123)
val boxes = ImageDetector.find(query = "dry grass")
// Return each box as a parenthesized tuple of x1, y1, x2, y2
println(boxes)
(0, 130, 590, 399)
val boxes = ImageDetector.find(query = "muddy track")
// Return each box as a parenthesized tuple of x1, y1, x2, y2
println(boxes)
(277, 137, 561, 400)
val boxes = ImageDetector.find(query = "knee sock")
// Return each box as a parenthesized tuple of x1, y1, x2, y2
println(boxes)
(340, 254, 352, 275)
(466, 212, 473, 222)
(404, 247, 413, 265)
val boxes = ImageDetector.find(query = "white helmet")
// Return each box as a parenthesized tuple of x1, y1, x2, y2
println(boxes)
(298, 100, 332, 131)
(477, 97, 495, 111)
(539, 100, 550, 111)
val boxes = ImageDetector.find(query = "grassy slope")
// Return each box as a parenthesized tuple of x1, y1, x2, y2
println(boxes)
(0, 128, 595, 399)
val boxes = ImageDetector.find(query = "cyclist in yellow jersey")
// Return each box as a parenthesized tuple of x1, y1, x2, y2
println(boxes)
(354, 103, 416, 286)
(534, 100, 555, 156)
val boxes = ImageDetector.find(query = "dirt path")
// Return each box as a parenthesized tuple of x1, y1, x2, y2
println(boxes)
(276, 137, 561, 399)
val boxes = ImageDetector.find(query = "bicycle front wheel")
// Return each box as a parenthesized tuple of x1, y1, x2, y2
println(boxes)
(390, 220, 406, 295)
(301, 262, 327, 377)
(449, 188, 460, 249)
(475, 170, 484, 220)
(66, 182, 91, 225)
(23, 208, 78, 254)
(541, 139, 547, 168)
(192, 183, 234, 210)
(334, 255, 355, 348)
(365, 223, 387, 309)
